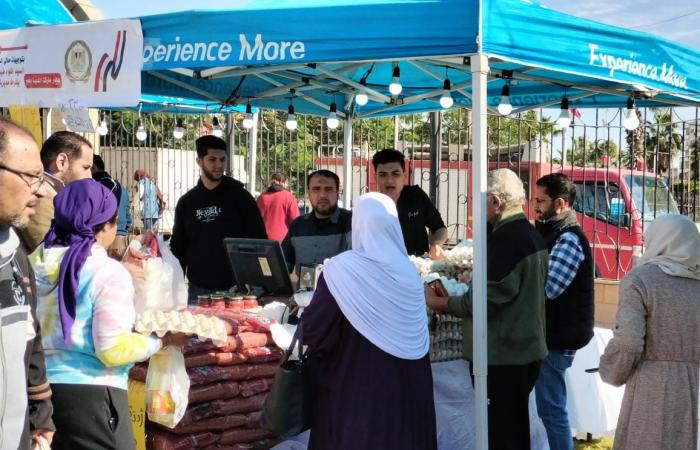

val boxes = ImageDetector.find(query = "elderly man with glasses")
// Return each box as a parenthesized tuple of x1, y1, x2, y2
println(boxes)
(0, 118, 55, 450)
(426, 168, 548, 450)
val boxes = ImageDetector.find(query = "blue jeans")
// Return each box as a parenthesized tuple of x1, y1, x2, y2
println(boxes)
(535, 350, 576, 450)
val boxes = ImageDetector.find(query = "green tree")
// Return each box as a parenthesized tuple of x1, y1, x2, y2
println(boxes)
(487, 110, 557, 148)
(637, 109, 682, 174)
(566, 136, 619, 167)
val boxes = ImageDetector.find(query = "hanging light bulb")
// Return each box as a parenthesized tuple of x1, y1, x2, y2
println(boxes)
(136, 119, 147, 141)
(212, 116, 223, 137)
(388, 65, 402, 96)
(439, 79, 454, 109)
(355, 78, 369, 106)
(555, 96, 572, 129)
(326, 102, 340, 130)
(285, 104, 297, 131)
(96, 118, 108, 136)
(173, 118, 185, 139)
(497, 84, 513, 116)
(242, 104, 254, 129)
(623, 97, 640, 130)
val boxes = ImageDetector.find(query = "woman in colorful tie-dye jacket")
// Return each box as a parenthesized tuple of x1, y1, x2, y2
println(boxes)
(29, 179, 184, 450)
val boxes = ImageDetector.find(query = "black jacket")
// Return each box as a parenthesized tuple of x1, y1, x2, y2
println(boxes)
(537, 211, 595, 351)
(170, 177, 267, 290)
(1, 240, 54, 450)
(397, 185, 446, 256)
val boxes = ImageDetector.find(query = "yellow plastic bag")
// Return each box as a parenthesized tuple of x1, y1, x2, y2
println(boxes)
(145, 347, 190, 428)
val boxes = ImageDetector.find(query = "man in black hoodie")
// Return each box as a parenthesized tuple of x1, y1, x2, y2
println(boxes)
(170, 135, 267, 304)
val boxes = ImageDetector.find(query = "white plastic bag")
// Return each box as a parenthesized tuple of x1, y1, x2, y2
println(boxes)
(126, 234, 187, 313)
(145, 346, 190, 428)
(158, 235, 187, 311)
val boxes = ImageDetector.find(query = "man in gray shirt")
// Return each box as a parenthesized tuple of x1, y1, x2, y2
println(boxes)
(282, 170, 351, 282)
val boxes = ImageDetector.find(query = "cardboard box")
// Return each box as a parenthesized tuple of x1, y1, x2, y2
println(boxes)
(128, 379, 147, 450)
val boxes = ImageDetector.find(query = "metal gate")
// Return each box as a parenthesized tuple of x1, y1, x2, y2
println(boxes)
(96, 107, 699, 279)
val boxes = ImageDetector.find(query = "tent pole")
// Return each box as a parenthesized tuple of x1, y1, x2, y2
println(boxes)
(470, 52, 490, 450)
(342, 104, 353, 209)
(248, 112, 259, 194)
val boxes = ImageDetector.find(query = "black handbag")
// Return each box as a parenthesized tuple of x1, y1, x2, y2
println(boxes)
(260, 320, 310, 437)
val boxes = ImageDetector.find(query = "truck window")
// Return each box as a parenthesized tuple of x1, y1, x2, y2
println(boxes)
(624, 175, 679, 228)
(573, 181, 624, 226)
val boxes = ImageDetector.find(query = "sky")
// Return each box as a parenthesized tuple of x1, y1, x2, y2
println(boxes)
(91, 0, 700, 49)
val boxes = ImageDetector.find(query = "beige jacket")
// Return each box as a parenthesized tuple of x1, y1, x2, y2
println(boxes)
(19, 173, 63, 253)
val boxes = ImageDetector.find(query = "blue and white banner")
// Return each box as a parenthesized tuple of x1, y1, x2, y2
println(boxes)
(483, 0, 699, 99)
(140, 0, 477, 70)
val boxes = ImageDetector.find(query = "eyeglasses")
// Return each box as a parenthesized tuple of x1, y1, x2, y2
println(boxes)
(0, 164, 45, 193)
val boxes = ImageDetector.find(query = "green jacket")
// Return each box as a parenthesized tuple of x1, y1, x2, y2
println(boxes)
(448, 207, 549, 365)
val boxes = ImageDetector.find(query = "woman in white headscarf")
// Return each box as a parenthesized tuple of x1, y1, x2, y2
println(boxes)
(600, 214, 700, 450)
(302, 192, 436, 450)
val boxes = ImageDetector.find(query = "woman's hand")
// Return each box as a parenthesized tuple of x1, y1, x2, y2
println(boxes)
(122, 262, 145, 280)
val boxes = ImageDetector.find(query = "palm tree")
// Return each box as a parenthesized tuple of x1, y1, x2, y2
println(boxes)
(569, 136, 619, 167)
(643, 109, 682, 174)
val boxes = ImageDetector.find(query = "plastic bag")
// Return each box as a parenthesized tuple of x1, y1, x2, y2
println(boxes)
(124, 233, 187, 313)
(146, 347, 190, 428)
(158, 234, 188, 310)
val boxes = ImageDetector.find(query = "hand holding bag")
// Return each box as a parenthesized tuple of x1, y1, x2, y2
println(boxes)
(260, 320, 310, 437)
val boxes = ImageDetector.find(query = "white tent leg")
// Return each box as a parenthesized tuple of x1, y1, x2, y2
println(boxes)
(470, 52, 490, 450)
(342, 111, 353, 208)
(248, 112, 259, 194)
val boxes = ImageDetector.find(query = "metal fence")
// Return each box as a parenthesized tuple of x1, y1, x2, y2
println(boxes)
(96, 107, 699, 280)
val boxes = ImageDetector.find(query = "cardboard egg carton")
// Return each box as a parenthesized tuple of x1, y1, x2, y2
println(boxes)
(135, 310, 228, 346)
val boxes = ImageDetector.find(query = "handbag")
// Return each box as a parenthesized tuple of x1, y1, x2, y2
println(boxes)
(260, 319, 310, 437)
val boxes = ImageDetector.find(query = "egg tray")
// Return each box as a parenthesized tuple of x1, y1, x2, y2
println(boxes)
(428, 311, 464, 363)
(135, 309, 229, 346)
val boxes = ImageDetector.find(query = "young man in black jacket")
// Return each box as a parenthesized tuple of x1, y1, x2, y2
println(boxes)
(170, 135, 267, 304)
(372, 149, 447, 258)
(0, 118, 54, 450)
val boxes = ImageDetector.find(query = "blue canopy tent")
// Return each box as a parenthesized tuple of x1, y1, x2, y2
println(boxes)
(133, 3, 700, 447)
(5, 0, 695, 447)
(138, 0, 700, 116)
(0, 0, 73, 28)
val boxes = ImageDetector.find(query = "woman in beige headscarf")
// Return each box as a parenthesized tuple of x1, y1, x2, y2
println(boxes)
(600, 214, 700, 450)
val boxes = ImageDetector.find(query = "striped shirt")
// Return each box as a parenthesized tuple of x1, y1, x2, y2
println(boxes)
(545, 231, 584, 300)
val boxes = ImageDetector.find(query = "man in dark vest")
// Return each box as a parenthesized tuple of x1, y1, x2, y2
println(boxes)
(534, 173, 594, 450)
